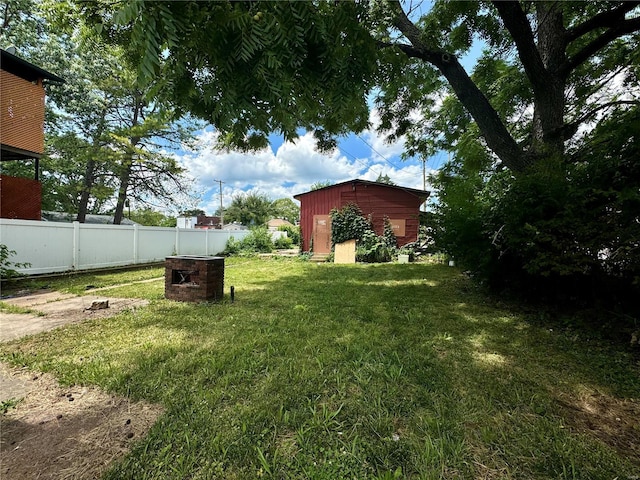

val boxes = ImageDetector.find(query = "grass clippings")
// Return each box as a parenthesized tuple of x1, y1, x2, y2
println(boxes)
(557, 390, 640, 464)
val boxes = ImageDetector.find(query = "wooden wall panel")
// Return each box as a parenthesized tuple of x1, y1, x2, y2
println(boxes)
(0, 70, 46, 155)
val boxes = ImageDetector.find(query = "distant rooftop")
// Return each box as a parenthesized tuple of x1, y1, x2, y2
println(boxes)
(42, 211, 138, 225)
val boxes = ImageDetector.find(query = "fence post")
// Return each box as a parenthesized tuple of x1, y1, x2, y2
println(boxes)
(72, 221, 80, 270)
(205, 228, 209, 256)
(175, 227, 180, 255)
(133, 224, 139, 264)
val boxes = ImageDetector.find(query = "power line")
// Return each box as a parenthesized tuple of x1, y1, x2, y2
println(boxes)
(337, 144, 386, 179)
(212, 179, 224, 226)
(355, 133, 401, 170)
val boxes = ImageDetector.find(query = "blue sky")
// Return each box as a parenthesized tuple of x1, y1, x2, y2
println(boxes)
(172, 32, 484, 216)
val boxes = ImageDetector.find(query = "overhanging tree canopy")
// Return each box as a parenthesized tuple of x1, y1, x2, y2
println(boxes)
(83, 0, 640, 173)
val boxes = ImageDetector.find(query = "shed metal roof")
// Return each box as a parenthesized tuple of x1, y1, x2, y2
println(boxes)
(293, 179, 430, 200)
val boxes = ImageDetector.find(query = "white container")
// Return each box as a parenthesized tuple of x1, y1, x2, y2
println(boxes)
(398, 254, 410, 264)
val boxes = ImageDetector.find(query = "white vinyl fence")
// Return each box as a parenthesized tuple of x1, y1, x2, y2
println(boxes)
(0, 219, 252, 275)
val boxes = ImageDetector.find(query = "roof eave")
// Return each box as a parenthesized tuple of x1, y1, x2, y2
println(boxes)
(294, 179, 430, 200)
(1, 49, 65, 84)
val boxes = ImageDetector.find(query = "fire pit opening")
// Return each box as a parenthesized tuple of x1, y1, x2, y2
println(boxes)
(172, 269, 198, 285)
(165, 256, 224, 302)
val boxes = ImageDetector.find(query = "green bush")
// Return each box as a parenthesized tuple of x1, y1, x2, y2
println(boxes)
(223, 237, 243, 256)
(277, 225, 300, 245)
(223, 227, 274, 255)
(430, 107, 640, 317)
(398, 225, 437, 261)
(330, 204, 372, 245)
(244, 227, 274, 253)
(0, 245, 30, 282)
(382, 217, 398, 249)
(274, 236, 293, 249)
(330, 205, 397, 263)
(356, 230, 394, 263)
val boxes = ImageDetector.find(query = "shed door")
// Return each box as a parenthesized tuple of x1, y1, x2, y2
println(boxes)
(312, 215, 331, 254)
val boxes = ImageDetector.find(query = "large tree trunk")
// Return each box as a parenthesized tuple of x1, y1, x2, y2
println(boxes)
(531, 2, 566, 158)
(76, 109, 107, 223)
(112, 163, 131, 225)
(392, 3, 530, 172)
(113, 96, 143, 225)
(76, 159, 96, 223)
(392, 1, 640, 173)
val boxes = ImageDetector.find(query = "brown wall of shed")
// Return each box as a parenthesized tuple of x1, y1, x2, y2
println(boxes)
(0, 70, 46, 155)
(0, 174, 41, 220)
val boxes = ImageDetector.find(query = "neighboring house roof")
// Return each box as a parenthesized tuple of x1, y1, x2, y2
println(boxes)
(222, 222, 247, 230)
(42, 211, 138, 225)
(196, 215, 221, 226)
(293, 179, 430, 200)
(267, 218, 294, 229)
(0, 48, 65, 84)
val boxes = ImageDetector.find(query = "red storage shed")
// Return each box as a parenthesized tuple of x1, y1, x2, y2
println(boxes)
(293, 179, 429, 254)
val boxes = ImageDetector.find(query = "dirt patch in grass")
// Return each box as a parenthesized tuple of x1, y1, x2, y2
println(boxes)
(0, 291, 149, 343)
(557, 391, 640, 465)
(0, 364, 163, 480)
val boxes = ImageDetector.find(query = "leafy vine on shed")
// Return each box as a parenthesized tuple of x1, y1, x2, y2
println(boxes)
(329, 204, 398, 263)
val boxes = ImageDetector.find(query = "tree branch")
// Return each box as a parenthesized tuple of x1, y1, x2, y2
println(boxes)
(566, 64, 628, 111)
(491, 1, 550, 91)
(561, 16, 640, 77)
(561, 100, 640, 141)
(565, 2, 640, 42)
(387, 1, 529, 171)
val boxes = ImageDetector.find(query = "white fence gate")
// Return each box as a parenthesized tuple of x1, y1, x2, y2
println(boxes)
(0, 219, 252, 275)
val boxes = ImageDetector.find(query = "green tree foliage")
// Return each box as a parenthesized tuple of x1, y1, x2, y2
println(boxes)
(224, 192, 273, 226)
(270, 198, 299, 224)
(81, 1, 377, 151)
(129, 208, 176, 227)
(375, 174, 396, 185)
(80, 1, 639, 168)
(0, 0, 44, 51)
(310, 180, 335, 191)
(1, 0, 199, 223)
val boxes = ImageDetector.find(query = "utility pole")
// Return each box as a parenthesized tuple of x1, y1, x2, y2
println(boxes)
(213, 179, 224, 227)
(422, 156, 427, 212)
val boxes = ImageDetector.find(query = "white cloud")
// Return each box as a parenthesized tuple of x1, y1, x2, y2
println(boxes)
(175, 120, 438, 215)
(360, 109, 407, 160)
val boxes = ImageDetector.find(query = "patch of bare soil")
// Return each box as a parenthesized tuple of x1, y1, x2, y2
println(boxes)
(557, 391, 640, 465)
(0, 364, 163, 480)
(0, 292, 149, 342)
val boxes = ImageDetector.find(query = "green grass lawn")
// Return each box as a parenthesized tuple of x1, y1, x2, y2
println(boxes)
(1, 257, 639, 479)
